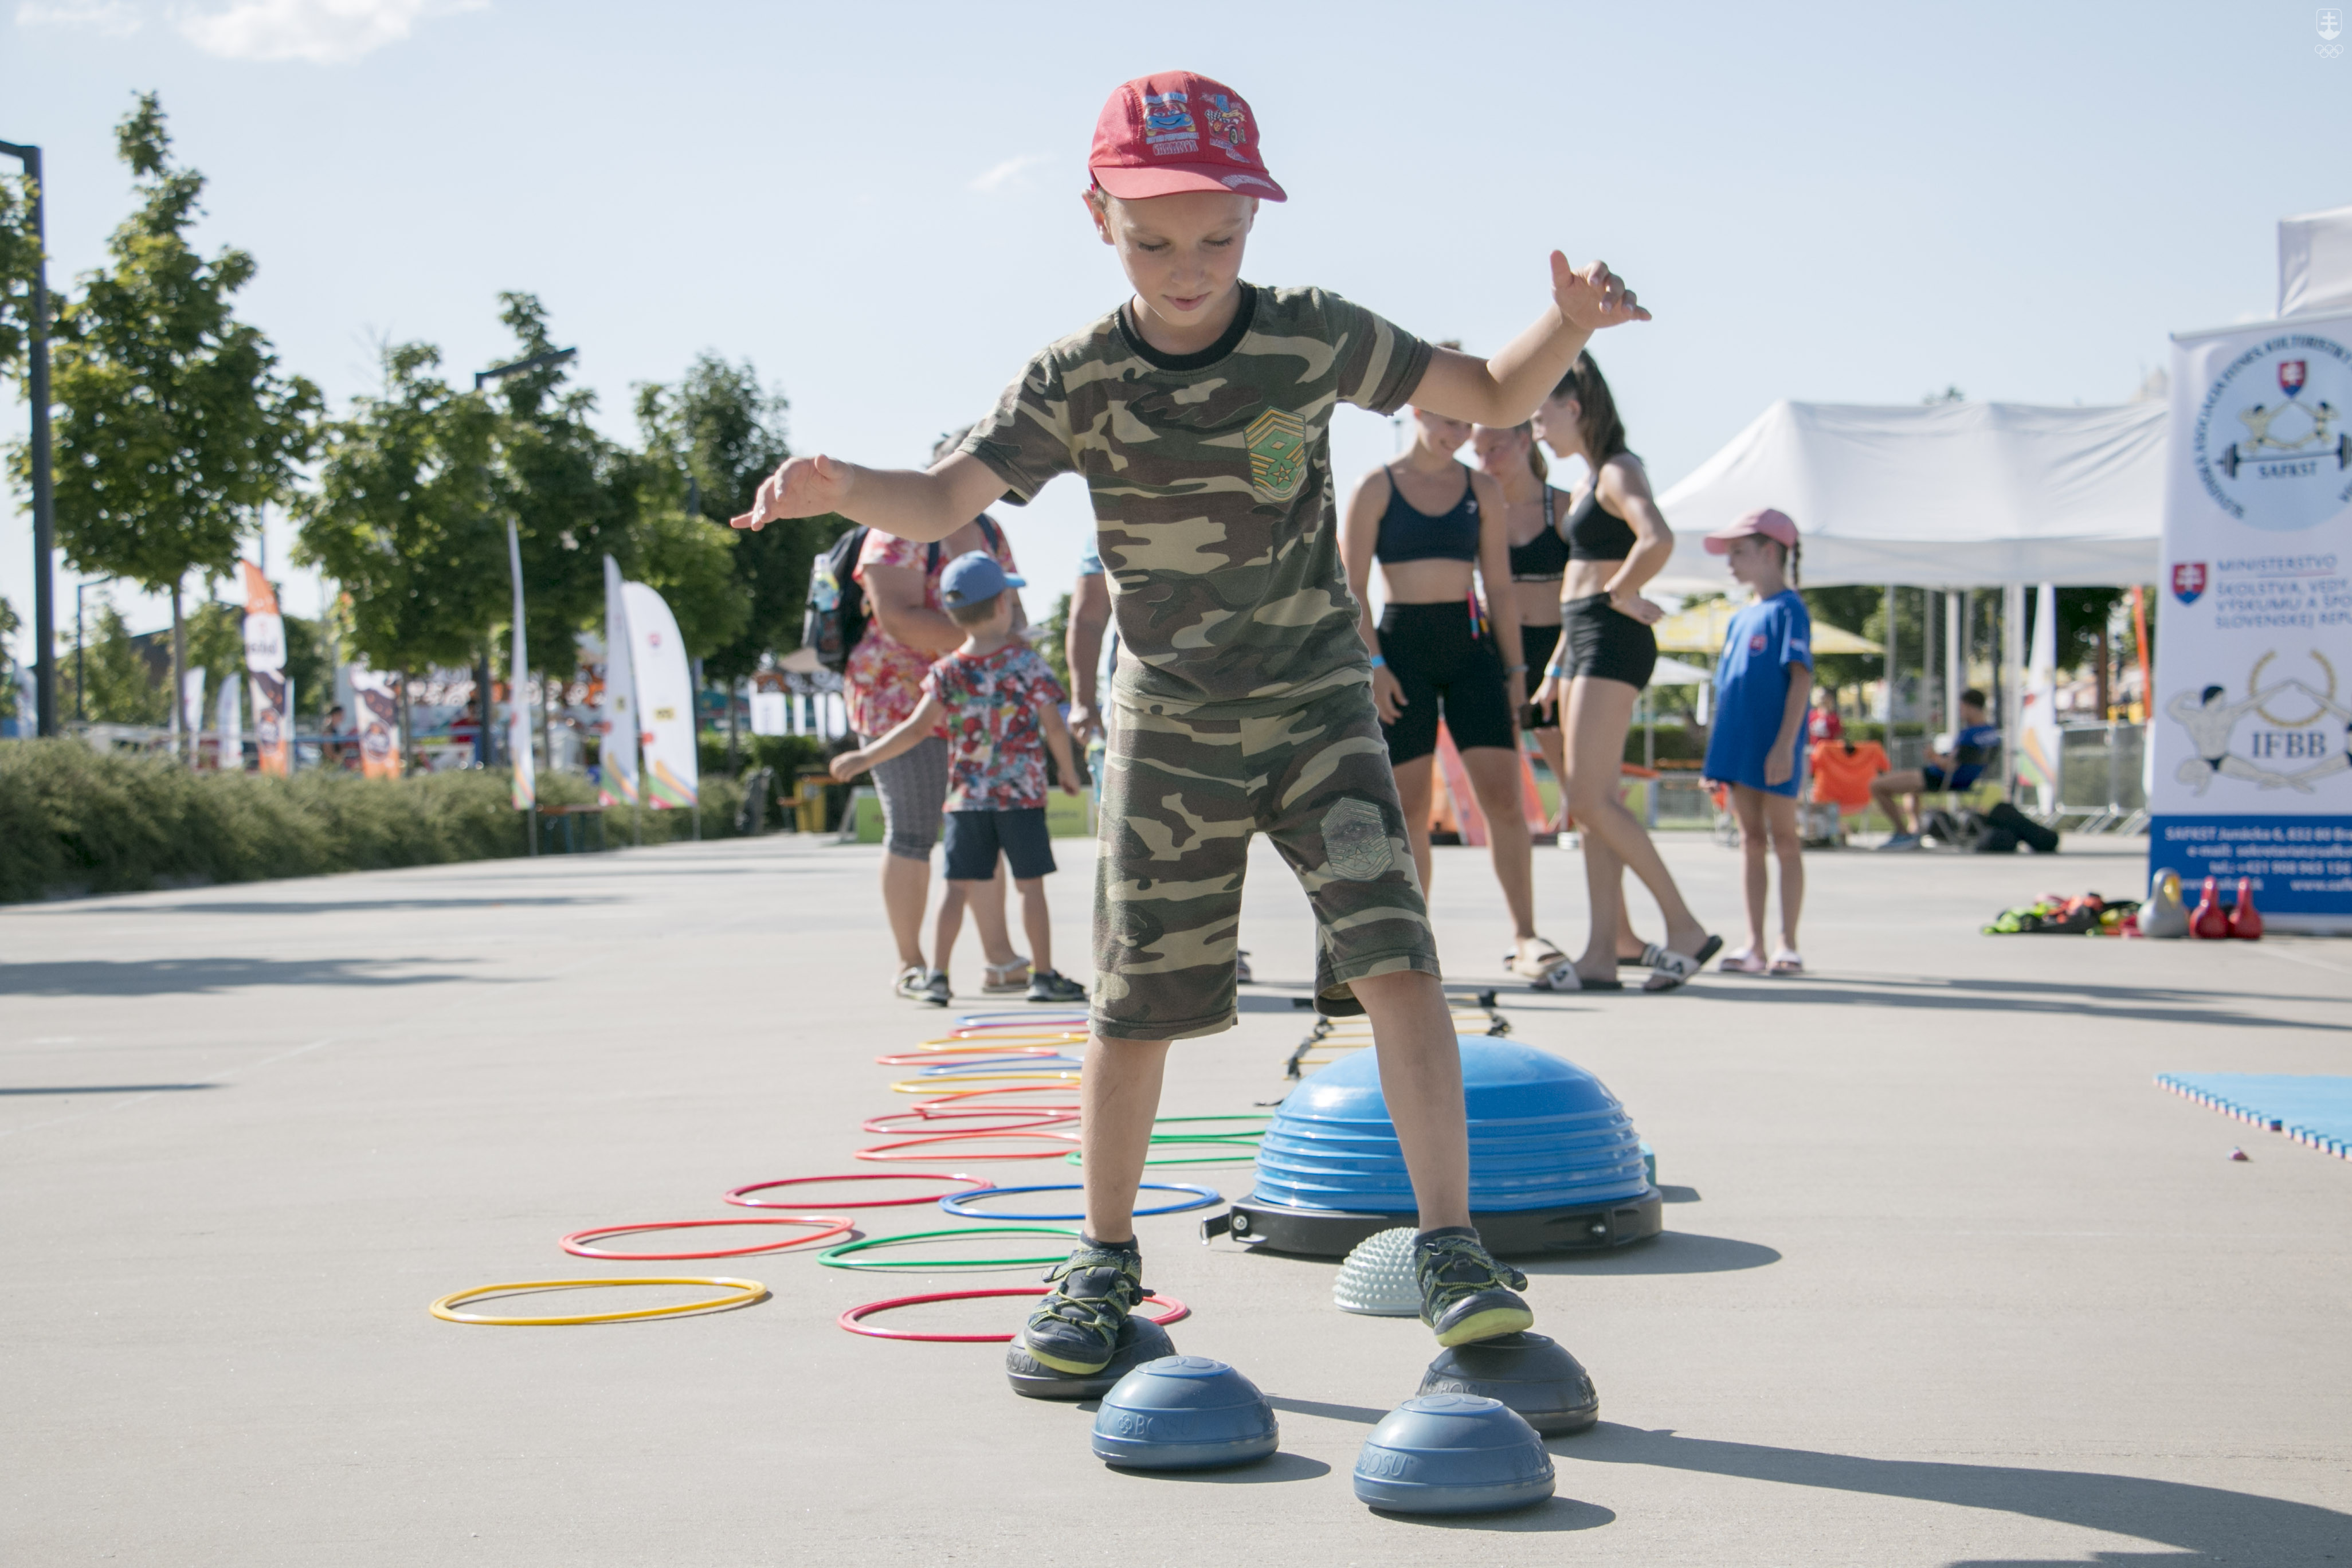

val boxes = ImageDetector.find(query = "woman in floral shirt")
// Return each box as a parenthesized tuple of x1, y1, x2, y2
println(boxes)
(844, 459, 1024, 1001)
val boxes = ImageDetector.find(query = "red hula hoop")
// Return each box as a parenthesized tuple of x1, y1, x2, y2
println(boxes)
(561, 1214, 854, 1260)
(724, 1173, 994, 1210)
(861, 1110, 1078, 1135)
(855, 1128, 1083, 1162)
(911, 1085, 1085, 1111)
(839, 1288, 1189, 1342)
(873, 1046, 1066, 1068)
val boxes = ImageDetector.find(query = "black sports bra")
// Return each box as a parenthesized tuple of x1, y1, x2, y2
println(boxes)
(1508, 487, 1572, 582)
(1374, 465, 1480, 565)
(1565, 472, 1638, 561)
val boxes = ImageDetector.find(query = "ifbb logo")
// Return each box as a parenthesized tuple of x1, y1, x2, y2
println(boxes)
(2191, 331, 2352, 532)
(2173, 562, 2208, 605)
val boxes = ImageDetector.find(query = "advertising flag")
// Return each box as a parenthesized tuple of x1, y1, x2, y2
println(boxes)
(240, 561, 286, 675)
(180, 667, 207, 750)
(2150, 309, 2352, 923)
(216, 669, 241, 770)
(620, 579, 697, 809)
(599, 554, 640, 807)
(348, 665, 402, 780)
(2018, 582, 2061, 813)
(252, 671, 292, 777)
(506, 521, 535, 811)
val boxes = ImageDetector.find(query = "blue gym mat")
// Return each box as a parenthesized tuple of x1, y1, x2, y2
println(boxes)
(2156, 1073, 2352, 1161)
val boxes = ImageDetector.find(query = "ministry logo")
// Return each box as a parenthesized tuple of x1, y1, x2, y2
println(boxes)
(2173, 562, 2208, 605)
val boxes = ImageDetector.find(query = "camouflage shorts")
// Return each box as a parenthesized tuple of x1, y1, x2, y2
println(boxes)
(1092, 683, 1441, 1041)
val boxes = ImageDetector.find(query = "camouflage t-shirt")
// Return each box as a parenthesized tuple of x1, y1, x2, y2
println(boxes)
(959, 284, 1431, 715)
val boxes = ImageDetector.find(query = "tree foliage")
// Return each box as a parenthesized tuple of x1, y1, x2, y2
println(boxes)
(58, 593, 167, 725)
(42, 95, 318, 597)
(0, 164, 40, 378)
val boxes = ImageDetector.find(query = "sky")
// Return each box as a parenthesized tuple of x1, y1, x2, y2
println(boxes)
(1, 0, 2345, 667)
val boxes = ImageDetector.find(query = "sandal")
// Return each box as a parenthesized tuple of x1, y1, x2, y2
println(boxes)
(982, 957, 1033, 996)
(1507, 936, 1571, 983)
(1618, 943, 1663, 969)
(1769, 949, 1806, 977)
(892, 965, 930, 1002)
(1644, 935, 1724, 993)
(1718, 946, 1769, 975)
(1532, 961, 1582, 993)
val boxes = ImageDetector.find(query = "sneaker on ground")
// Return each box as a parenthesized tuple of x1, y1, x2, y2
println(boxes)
(892, 965, 929, 1002)
(1026, 969, 1087, 1004)
(1414, 1230, 1534, 1348)
(1876, 833, 1922, 853)
(1021, 1242, 1144, 1374)
(1235, 950, 1254, 984)
(922, 970, 952, 1006)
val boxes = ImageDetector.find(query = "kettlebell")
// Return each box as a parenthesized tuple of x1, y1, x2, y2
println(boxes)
(2140, 868, 2189, 939)
(2228, 877, 2264, 940)
(2190, 875, 2232, 940)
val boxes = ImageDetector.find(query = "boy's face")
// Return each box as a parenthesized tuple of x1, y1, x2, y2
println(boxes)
(1088, 189, 1256, 324)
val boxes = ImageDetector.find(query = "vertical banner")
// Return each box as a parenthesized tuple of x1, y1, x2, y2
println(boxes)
(620, 579, 698, 809)
(215, 669, 241, 771)
(2150, 309, 2352, 924)
(348, 666, 402, 780)
(180, 667, 207, 752)
(599, 554, 640, 807)
(2018, 582, 2061, 814)
(505, 521, 535, 812)
(241, 560, 290, 778)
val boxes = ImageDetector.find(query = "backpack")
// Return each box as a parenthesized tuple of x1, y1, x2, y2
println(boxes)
(1985, 799, 2061, 854)
(802, 516, 1003, 673)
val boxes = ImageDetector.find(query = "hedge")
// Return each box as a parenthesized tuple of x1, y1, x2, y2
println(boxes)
(0, 739, 745, 904)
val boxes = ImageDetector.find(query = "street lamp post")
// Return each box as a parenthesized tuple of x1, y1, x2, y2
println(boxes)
(1, 139, 57, 738)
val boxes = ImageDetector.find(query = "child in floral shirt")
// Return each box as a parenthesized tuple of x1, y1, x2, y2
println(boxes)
(834, 553, 1087, 1004)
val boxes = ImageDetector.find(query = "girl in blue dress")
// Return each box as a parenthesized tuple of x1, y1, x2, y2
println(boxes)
(1701, 509, 1814, 976)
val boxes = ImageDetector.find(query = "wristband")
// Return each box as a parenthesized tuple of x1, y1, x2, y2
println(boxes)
(1367, 654, 1386, 669)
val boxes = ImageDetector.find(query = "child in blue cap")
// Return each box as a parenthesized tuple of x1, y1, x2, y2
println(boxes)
(1700, 509, 1814, 976)
(833, 552, 1088, 1003)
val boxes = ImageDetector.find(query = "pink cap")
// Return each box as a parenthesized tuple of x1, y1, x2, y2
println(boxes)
(1088, 72, 1287, 202)
(1704, 507, 1799, 554)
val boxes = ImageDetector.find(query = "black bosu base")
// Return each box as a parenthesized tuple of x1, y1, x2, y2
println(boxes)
(1005, 1313, 1177, 1401)
(1201, 1185, 1664, 1260)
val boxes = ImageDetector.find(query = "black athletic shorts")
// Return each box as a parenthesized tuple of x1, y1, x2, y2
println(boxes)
(1561, 592, 1657, 691)
(942, 806, 1056, 881)
(1377, 601, 1517, 765)
(1519, 622, 1563, 730)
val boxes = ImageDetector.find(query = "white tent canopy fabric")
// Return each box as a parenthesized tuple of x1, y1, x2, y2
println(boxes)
(1652, 399, 2165, 590)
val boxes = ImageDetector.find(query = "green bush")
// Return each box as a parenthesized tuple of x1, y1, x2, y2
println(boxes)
(0, 739, 746, 903)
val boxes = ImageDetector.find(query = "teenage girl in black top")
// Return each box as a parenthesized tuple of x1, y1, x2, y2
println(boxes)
(1342, 400, 1567, 982)
(1530, 354, 1719, 991)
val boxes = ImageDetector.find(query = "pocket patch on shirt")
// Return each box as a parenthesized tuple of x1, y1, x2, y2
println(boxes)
(1244, 409, 1310, 503)
(1320, 797, 1394, 881)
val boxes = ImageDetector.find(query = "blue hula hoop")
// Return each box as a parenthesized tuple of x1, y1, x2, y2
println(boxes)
(938, 1181, 1222, 1221)
(916, 1056, 1086, 1078)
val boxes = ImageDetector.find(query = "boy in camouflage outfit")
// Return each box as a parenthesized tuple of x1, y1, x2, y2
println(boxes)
(735, 70, 1649, 1377)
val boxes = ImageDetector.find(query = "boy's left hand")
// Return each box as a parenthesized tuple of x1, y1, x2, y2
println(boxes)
(1765, 746, 1794, 787)
(1552, 252, 1650, 332)
(1060, 775, 1082, 797)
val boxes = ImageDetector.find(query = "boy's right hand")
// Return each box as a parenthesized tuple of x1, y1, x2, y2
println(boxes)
(828, 750, 869, 782)
(1371, 665, 1407, 725)
(733, 454, 852, 531)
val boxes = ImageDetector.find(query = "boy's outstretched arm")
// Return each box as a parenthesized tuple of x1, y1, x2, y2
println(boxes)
(1412, 253, 1651, 428)
(734, 450, 1009, 544)
(829, 693, 947, 781)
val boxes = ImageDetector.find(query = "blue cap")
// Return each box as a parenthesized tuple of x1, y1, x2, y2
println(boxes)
(939, 551, 1025, 607)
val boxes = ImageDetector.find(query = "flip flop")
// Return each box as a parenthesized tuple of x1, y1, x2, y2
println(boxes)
(1617, 943, 1664, 969)
(1644, 935, 1724, 993)
(1718, 946, 1769, 975)
(1769, 950, 1806, 977)
(1507, 936, 1572, 983)
(1532, 962, 1582, 993)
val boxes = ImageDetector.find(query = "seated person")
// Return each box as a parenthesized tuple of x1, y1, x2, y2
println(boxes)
(1870, 688, 1997, 850)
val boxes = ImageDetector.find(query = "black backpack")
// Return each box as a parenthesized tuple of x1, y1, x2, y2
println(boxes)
(802, 516, 1003, 673)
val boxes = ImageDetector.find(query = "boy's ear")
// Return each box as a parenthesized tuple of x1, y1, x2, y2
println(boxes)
(1084, 188, 1116, 246)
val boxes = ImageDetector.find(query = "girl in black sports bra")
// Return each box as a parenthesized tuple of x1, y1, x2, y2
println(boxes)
(1527, 352, 1720, 993)
(1472, 421, 1573, 833)
(1340, 399, 1567, 982)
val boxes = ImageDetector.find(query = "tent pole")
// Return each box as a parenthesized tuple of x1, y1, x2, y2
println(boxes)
(2001, 583, 2024, 803)
(1881, 583, 1895, 724)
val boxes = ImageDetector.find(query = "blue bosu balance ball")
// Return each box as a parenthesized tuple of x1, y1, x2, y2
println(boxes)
(1090, 1355, 1280, 1469)
(1216, 1036, 1661, 1257)
(1354, 1394, 1556, 1514)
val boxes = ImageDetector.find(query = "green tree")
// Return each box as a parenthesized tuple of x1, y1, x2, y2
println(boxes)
(0, 594, 19, 722)
(295, 340, 504, 679)
(59, 593, 167, 725)
(0, 163, 40, 375)
(37, 94, 319, 754)
(637, 352, 845, 680)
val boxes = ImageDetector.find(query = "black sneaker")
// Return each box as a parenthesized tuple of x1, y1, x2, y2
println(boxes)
(1414, 1230, 1534, 1348)
(1026, 968, 1088, 1004)
(1021, 1242, 1144, 1375)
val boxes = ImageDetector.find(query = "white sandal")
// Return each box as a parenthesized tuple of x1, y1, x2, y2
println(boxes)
(982, 957, 1033, 996)
(1769, 949, 1805, 977)
(1644, 935, 1724, 992)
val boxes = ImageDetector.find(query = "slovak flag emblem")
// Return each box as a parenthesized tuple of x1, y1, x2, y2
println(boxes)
(1748, 632, 1767, 653)
(2173, 562, 2207, 605)
(2280, 360, 2307, 395)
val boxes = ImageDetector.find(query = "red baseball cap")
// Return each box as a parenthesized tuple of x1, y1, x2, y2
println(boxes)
(1704, 507, 1800, 554)
(1088, 72, 1287, 202)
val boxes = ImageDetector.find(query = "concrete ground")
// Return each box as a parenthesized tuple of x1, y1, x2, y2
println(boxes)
(3, 828, 2349, 1567)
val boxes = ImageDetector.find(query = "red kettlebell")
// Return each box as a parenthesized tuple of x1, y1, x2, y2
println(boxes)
(2190, 876, 2232, 940)
(2228, 877, 2263, 940)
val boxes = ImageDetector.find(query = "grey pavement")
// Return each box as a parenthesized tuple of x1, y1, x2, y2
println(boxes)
(3, 828, 2349, 1566)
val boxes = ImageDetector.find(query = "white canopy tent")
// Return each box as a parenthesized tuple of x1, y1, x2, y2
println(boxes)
(1652, 398, 2165, 593)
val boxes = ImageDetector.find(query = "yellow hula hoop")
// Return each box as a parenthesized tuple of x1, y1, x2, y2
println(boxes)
(914, 1035, 1084, 1053)
(891, 1072, 1080, 1094)
(429, 1276, 767, 1326)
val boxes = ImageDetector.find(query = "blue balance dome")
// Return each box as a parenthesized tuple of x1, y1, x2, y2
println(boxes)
(1216, 1036, 1661, 1257)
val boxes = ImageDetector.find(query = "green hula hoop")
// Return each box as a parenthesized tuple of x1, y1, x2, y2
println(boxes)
(1065, 1138, 1261, 1169)
(1153, 1114, 1272, 1130)
(816, 1224, 1081, 1270)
